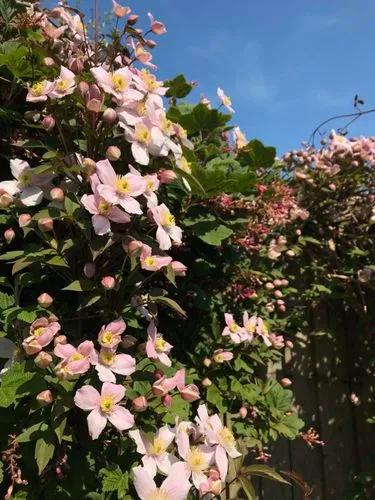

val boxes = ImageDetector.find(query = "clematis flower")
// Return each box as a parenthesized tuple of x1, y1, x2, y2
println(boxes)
(97, 319, 126, 349)
(26, 80, 54, 102)
(22, 317, 61, 355)
(133, 461, 191, 500)
(54, 340, 95, 375)
(152, 369, 185, 396)
(179, 444, 215, 489)
(233, 126, 248, 149)
(52, 6, 84, 40)
(112, 0, 131, 17)
(217, 88, 234, 113)
(74, 382, 134, 439)
(150, 204, 182, 250)
(122, 120, 165, 166)
(95, 160, 146, 215)
(136, 69, 168, 108)
(254, 317, 272, 346)
(129, 425, 176, 476)
(91, 66, 142, 102)
(140, 244, 172, 272)
(0, 159, 52, 206)
(128, 165, 159, 207)
(204, 414, 241, 480)
(146, 321, 173, 367)
(81, 174, 130, 235)
(0, 338, 20, 375)
(49, 66, 76, 99)
(171, 261, 187, 277)
(212, 349, 233, 363)
(221, 313, 246, 344)
(133, 42, 156, 69)
(147, 12, 167, 35)
(91, 348, 136, 383)
(242, 311, 256, 342)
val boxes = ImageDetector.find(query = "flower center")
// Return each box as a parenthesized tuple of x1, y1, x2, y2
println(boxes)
(162, 213, 175, 227)
(149, 437, 167, 456)
(100, 395, 115, 413)
(136, 101, 146, 116)
(218, 427, 235, 448)
(229, 322, 239, 333)
(146, 179, 155, 191)
(98, 199, 111, 215)
(70, 352, 84, 361)
(112, 73, 128, 92)
(187, 447, 206, 472)
(135, 125, 151, 144)
(18, 171, 32, 187)
(101, 330, 114, 345)
(246, 322, 256, 334)
(154, 336, 167, 352)
(33, 327, 44, 338)
(146, 490, 168, 500)
(222, 95, 232, 107)
(144, 256, 156, 267)
(214, 353, 224, 363)
(55, 79, 69, 92)
(31, 82, 44, 96)
(161, 118, 174, 135)
(115, 176, 130, 195)
(99, 350, 115, 366)
(141, 71, 158, 92)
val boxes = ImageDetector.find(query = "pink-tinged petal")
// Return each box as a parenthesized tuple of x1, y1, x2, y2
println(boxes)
(172, 369, 185, 390)
(95, 364, 116, 383)
(92, 214, 111, 235)
(156, 226, 171, 250)
(96, 184, 118, 204)
(157, 426, 175, 447)
(142, 455, 157, 478)
(158, 352, 172, 367)
(224, 313, 234, 326)
(107, 405, 134, 431)
(192, 470, 208, 490)
(10, 159, 29, 179)
(131, 142, 149, 165)
(146, 339, 158, 359)
(155, 453, 177, 474)
(37, 331, 55, 348)
(68, 358, 90, 374)
(108, 206, 131, 224)
(155, 256, 172, 268)
(112, 353, 136, 376)
(215, 445, 228, 480)
(127, 173, 146, 197)
(96, 159, 117, 185)
(162, 461, 192, 500)
(169, 225, 182, 244)
(107, 319, 126, 335)
(87, 408, 107, 439)
(133, 466, 157, 500)
(54, 343, 76, 359)
(74, 385, 100, 410)
(48, 322, 61, 335)
(81, 194, 99, 215)
(175, 423, 191, 459)
(118, 196, 142, 215)
(141, 244, 152, 260)
(101, 382, 125, 403)
(20, 186, 43, 206)
(129, 429, 149, 455)
(78, 340, 95, 356)
(0, 180, 19, 196)
(90, 67, 113, 94)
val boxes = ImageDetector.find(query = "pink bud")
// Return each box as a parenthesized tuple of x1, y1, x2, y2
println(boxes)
(153, 369, 164, 380)
(274, 290, 283, 299)
(127, 14, 138, 25)
(124, 239, 143, 257)
(281, 279, 289, 286)
(328, 183, 336, 191)
(179, 384, 200, 402)
(43, 57, 56, 66)
(36, 389, 54, 406)
(4, 228, 15, 244)
(158, 169, 177, 184)
(239, 406, 248, 418)
(38, 218, 54, 232)
(203, 358, 212, 368)
(286, 340, 294, 349)
(350, 393, 360, 406)
(101, 276, 116, 290)
(148, 13, 167, 35)
(0, 193, 13, 208)
(78, 81, 90, 96)
(50, 187, 64, 202)
(146, 39, 157, 49)
(273, 279, 283, 287)
(265, 282, 275, 290)
(280, 378, 292, 388)
(278, 304, 286, 312)
(18, 214, 32, 228)
(68, 56, 84, 74)
(286, 250, 295, 257)
(103, 108, 117, 124)
(42, 115, 55, 130)
(54, 335, 67, 346)
(132, 396, 148, 412)
(171, 261, 187, 277)
(162, 394, 172, 408)
(35, 351, 52, 368)
(202, 377, 212, 387)
(112, 0, 131, 17)
(84, 262, 96, 278)
(295, 229, 302, 236)
(37, 293, 53, 307)
(106, 146, 121, 161)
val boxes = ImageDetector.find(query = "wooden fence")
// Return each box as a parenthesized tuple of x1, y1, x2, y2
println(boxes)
(228, 301, 375, 499)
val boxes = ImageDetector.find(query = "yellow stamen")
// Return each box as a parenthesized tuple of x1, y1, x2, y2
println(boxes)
(70, 352, 84, 361)
(149, 437, 167, 456)
(98, 199, 111, 215)
(112, 73, 128, 92)
(101, 330, 114, 345)
(186, 447, 206, 472)
(115, 176, 129, 195)
(154, 336, 167, 352)
(31, 82, 44, 96)
(218, 427, 235, 448)
(33, 327, 44, 338)
(144, 256, 156, 267)
(99, 350, 115, 366)
(55, 79, 69, 92)
(135, 125, 151, 144)
(229, 322, 239, 333)
(100, 395, 115, 413)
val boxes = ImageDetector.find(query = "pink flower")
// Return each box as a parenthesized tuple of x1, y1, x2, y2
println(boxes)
(133, 462, 191, 500)
(133, 43, 156, 69)
(221, 314, 246, 344)
(179, 384, 200, 402)
(91, 66, 142, 102)
(129, 425, 176, 476)
(212, 349, 233, 363)
(95, 160, 146, 215)
(152, 369, 185, 396)
(233, 126, 248, 149)
(98, 319, 126, 348)
(146, 321, 173, 367)
(268, 333, 285, 349)
(112, 0, 131, 17)
(22, 317, 61, 355)
(81, 174, 130, 235)
(54, 340, 95, 375)
(91, 348, 136, 383)
(242, 311, 256, 342)
(147, 12, 166, 35)
(140, 244, 172, 272)
(74, 383, 134, 439)
(49, 66, 76, 99)
(26, 80, 54, 102)
(255, 317, 272, 346)
(128, 165, 159, 207)
(217, 88, 234, 113)
(171, 261, 187, 277)
(150, 204, 182, 250)
(179, 444, 215, 489)
(122, 120, 165, 166)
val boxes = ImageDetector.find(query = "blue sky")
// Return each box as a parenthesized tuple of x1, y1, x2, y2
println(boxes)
(47, 1, 375, 154)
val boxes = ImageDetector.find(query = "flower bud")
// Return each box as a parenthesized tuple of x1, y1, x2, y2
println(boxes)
(145, 39, 157, 49)
(127, 14, 139, 25)
(280, 378, 292, 388)
(78, 81, 90, 96)
(265, 303, 275, 313)
(239, 406, 248, 418)
(18, 213, 32, 227)
(103, 108, 117, 124)
(121, 335, 137, 349)
(202, 377, 212, 387)
(328, 183, 336, 191)
(278, 304, 286, 312)
(83, 262, 96, 278)
(82, 157, 96, 176)
(0, 193, 13, 208)
(295, 229, 302, 236)
(162, 394, 172, 408)
(153, 369, 164, 380)
(203, 358, 212, 368)
(101, 276, 116, 290)
(281, 279, 289, 286)
(132, 396, 148, 412)
(273, 279, 283, 287)
(50, 187, 64, 202)
(179, 384, 200, 402)
(171, 261, 187, 277)
(274, 290, 283, 299)
(38, 218, 54, 232)
(4, 228, 15, 244)
(350, 393, 360, 406)
(42, 115, 55, 131)
(38, 293, 53, 307)
(265, 282, 274, 290)
(113, 1, 131, 17)
(106, 146, 121, 162)
(286, 340, 294, 349)
(54, 335, 67, 346)
(286, 250, 295, 257)
(124, 239, 143, 257)
(68, 56, 84, 74)
(36, 389, 54, 406)
(43, 57, 56, 66)
(158, 169, 177, 184)
(35, 351, 52, 368)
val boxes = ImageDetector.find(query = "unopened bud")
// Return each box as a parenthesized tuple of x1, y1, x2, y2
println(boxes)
(42, 115, 55, 130)
(38, 218, 54, 232)
(38, 293, 53, 307)
(153, 369, 164, 380)
(158, 169, 177, 184)
(106, 146, 121, 162)
(36, 389, 54, 406)
(82, 157, 96, 176)
(101, 276, 116, 290)
(203, 358, 212, 368)
(102, 108, 117, 124)
(145, 39, 157, 49)
(274, 290, 283, 298)
(202, 377, 212, 387)
(171, 261, 187, 277)
(280, 378, 292, 388)
(50, 187, 64, 202)
(239, 406, 248, 418)
(78, 81, 90, 96)
(0, 193, 13, 208)
(43, 57, 56, 66)
(18, 213, 32, 227)
(4, 228, 15, 244)
(265, 282, 275, 290)
(162, 394, 172, 408)
(127, 14, 139, 25)
(350, 393, 360, 406)
(121, 335, 137, 349)
(132, 396, 148, 412)
(35, 351, 52, 368)
(179, 384, 200, 402)
(124, 239, 143, 257)
(286, 340, 294, 349)
(83, 262, 96, 278)
(54, 335, 67, 346)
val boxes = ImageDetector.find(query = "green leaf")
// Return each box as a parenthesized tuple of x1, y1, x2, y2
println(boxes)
(62, 279, 93, 292)
(242, 465, 290, 484)
(239, 476, 256, 499)
(100, 467, 129, 499)
(0, 362, 34, 407)
(64, 194, 81, 217)
(0, 291, 15, 310)
(195, 222, 233, 246)
(165, 74, 193, 99)
(17, 422, 49, 443)
(206, 383, 227, 412)
(237, 139, 276, 169)
(35, 435, 55, 474)
(151, 295, 186, 317)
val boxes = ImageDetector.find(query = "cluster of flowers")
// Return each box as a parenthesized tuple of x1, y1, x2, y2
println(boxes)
(222, 312, 285, 349)
(130, 403, 241, 499)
